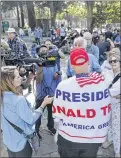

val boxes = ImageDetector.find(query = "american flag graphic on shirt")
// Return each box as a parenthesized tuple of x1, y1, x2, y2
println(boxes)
(76, 72, 104, 88)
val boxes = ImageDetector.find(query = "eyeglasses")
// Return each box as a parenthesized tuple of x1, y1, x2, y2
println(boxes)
(109, 60, 120, 64)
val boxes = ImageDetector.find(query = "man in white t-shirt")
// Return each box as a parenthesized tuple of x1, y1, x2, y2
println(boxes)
(60, 24, 66, 42)
(53, 48, 111, 157)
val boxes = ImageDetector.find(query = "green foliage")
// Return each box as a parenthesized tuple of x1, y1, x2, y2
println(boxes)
(92, 1, 120, 28)
(92, 2, 107, 28)
(35, 1, 66, 18)
(104, 1, 120, 23)
(56, 2, 87, 20)
(66, 3, 87, 17)
(2, 1, 120, 29)
(56, 12, 65, 20)
(35, 6, 50, 19)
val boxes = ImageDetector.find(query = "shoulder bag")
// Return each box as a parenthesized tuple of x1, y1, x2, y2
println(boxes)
(3, 115, 40, 154)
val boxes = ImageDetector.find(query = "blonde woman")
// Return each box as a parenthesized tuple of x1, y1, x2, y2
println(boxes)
(1, 68, 53, 157)
(101, 48, 120, 73)
(102, 48, 120, 157)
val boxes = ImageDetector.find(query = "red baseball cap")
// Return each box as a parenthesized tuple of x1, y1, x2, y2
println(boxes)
(70, 48, 89, 66)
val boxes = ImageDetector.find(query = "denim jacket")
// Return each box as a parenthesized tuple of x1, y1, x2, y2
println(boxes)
(1, 91, 43, 152)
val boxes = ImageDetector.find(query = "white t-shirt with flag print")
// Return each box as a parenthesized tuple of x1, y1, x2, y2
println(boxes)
(53, 72, 111, 143)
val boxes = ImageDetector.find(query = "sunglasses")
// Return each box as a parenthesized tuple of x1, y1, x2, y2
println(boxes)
(109, 60, 120, 64)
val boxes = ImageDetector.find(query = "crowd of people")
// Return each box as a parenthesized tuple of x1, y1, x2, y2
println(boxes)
(1, 25, 120, 158)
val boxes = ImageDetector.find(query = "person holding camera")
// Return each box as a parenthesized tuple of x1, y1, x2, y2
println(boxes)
(44, 39, 65, 85)
(35, 44, 59, 140)
(1, 67, 53, 157)
(17, 67, 35, 95)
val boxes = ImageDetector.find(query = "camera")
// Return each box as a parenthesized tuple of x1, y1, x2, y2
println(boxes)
(1, 47, 58, 78)
(2, 51, 56, 68)
(22, 63, 36, 75)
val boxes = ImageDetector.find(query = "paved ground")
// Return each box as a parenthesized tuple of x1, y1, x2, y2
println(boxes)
(1, 35, 115, 157)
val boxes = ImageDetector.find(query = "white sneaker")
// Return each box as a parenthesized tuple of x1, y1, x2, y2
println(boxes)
(102, 140, 113, 148)
(115, 153, 120, 157)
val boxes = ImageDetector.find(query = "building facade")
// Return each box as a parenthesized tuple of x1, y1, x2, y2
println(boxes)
(2, 10, 18, 28)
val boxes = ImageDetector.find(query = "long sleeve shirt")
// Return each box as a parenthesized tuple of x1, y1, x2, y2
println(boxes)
(1, 91, 43, 152)
(7, 37, 24, 56)
(86, 44, 99, 61)
(102, 69, 120, 104)
(36, 65, 58, 100)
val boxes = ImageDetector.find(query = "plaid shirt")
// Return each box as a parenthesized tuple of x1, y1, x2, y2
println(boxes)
(7, 37, 24, 56)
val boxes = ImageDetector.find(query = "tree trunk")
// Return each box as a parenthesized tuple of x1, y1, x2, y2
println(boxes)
(51, 14, 56, 28)
(16, 4, 20, 27)
(49, 1, 56, 28)
(26, 1, 36, 30)
(35, 6, 43, 28)
(19, 2, 24, 28)
(36, 19, 43, 28)
(86, 1, 94, 32)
